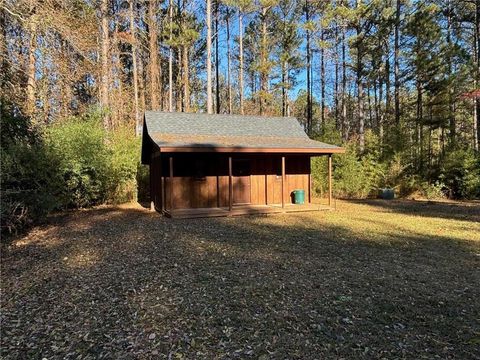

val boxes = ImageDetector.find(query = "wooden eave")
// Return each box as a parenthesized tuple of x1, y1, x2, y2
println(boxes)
(156, 146, 345, 154)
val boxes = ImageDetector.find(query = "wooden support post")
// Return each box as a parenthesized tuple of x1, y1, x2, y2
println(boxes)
(281, 156, 285, 208)
(308, 156, 312, 204)
(328, 154, 332, 207)
(160, 157, 165, 213)
(265, 174, 268, 205)
(308, 173, 312, 204)
(228, 156, 233, 211)
(150, 157, 155, 211)
(169, 156, 173, 210)
(161, 176, 165, 211)
(216, 175, 220, 208)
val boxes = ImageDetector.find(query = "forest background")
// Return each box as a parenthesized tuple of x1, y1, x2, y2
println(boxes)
(1, 0, 479, 235)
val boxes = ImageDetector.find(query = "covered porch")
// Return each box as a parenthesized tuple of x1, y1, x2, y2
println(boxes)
(158, 153, 335, 219)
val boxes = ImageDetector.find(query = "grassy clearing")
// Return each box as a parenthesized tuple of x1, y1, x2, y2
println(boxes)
(2, 200, 479, 359)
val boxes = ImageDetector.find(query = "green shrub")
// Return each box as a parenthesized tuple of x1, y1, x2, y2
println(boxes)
(441, 148, 480, 199)
(1, 113, 63, 235)
(46, 110, 141, 207)
(1, 108, 142, 237)
(46, 110, 111, 208)
(107, 125, 141, 203)
(312, 131, 386, 199)
(420, 181, 446, 200)
(312, 143, 375, 199)
(379, 153, 409, 189)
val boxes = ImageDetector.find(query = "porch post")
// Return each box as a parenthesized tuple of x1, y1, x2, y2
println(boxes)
(169, 156, 173, 210)
(308, 156, 312, 204)
(281, 156, 285, 208)
(228, 156, 233, 211)
(150, 156, 155, 211)
(160, 156, 165, 212)
(328, 154, 332, 207)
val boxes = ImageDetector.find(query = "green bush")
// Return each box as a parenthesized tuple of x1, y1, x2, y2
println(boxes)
(1, 108, 142, 237)
(1, 113, 63, 235)
(312, 131, 385, 199)
(46, 111, 112, 207)
(46, 110, 141, 207)
(441, 148, 480, 199)
(312, 143, 374, 199)
(107, 125, 141, 203)
(420, 181, 446, 200)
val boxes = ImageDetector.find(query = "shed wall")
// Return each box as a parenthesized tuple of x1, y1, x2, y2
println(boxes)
(151, 154, 310, 210)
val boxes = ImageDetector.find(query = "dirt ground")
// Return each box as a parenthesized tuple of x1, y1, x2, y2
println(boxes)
(2, 199, 479, 359)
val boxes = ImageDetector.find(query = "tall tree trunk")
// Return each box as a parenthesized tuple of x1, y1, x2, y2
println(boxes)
(320, 27, 326, 131)
(427, 114, 433, 169)
(305, 0, 312, 133)
(334, 21, 340, 129)
(367, 84, 373, 129)
(446, 0, 455, 145)
(206, 0, 213, 114)
(474, 94, 478, 151)
(260, 5, 268, 116)
(26, 19, 37, 118)
(385, 44, 391, 121)
(357, 65, 364, 152)
(416, 81, 423, 172)
(286, 70, 290, 116)
(238, 11, 244, 115)
(183, 46, 190, 112)
(61, 41, 72, 119)
(342, 21, 348, 141)
(373, 75, 378, 131)
(100, 0, 109, 128)
(148, 0, 161, 110)
(282, 61, 287, 117)
(356, 0, 365, 152)
(379, 69, 384, 146)
(129, 0, 140, 134)
(139, 54, 146, 114)
(215, 0, 220, 113)
(176, 49, 183, 110)
(168, 0, 174, 111)
(112, 25, 122, 127)
(226, 10, 232, 114)
(475, 0, 480, 151)
(394, 0, 401, 127)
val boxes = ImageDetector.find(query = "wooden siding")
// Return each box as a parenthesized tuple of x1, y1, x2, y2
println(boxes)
(151, 154, 312, 210)
(150, 150, 163, 210)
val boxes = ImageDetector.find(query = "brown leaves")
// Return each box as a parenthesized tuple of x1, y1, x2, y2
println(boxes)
(1, 200, 479, 358)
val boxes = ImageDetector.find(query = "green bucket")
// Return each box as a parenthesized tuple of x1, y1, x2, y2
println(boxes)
(293, 189, 305, 204)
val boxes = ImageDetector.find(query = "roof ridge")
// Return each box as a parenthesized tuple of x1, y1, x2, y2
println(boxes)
(145, 110, 298, 121)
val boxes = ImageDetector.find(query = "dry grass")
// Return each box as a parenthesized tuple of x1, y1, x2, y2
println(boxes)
(2, 200, 479, 359)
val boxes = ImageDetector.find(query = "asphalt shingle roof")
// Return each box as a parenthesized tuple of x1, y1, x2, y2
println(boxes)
(143, 111, 342, 152)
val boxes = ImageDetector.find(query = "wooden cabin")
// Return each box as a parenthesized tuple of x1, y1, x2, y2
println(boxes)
(141, 112, 344, 218)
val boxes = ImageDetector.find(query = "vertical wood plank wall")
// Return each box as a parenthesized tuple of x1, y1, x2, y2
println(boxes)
(152, 154, 312, 210)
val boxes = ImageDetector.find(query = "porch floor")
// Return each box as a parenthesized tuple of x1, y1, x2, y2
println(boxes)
(164, 203, 331, 219)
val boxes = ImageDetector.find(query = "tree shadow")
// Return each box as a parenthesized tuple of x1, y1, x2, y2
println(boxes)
(1, 205, 479, 359)
(345, 199, 480, 223)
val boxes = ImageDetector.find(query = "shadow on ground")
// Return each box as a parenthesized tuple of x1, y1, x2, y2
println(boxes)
(347, 198, 480, 222)
(2, 200, 479, 359)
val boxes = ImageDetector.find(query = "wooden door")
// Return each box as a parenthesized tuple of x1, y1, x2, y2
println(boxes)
(233, 159, 251, 204)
